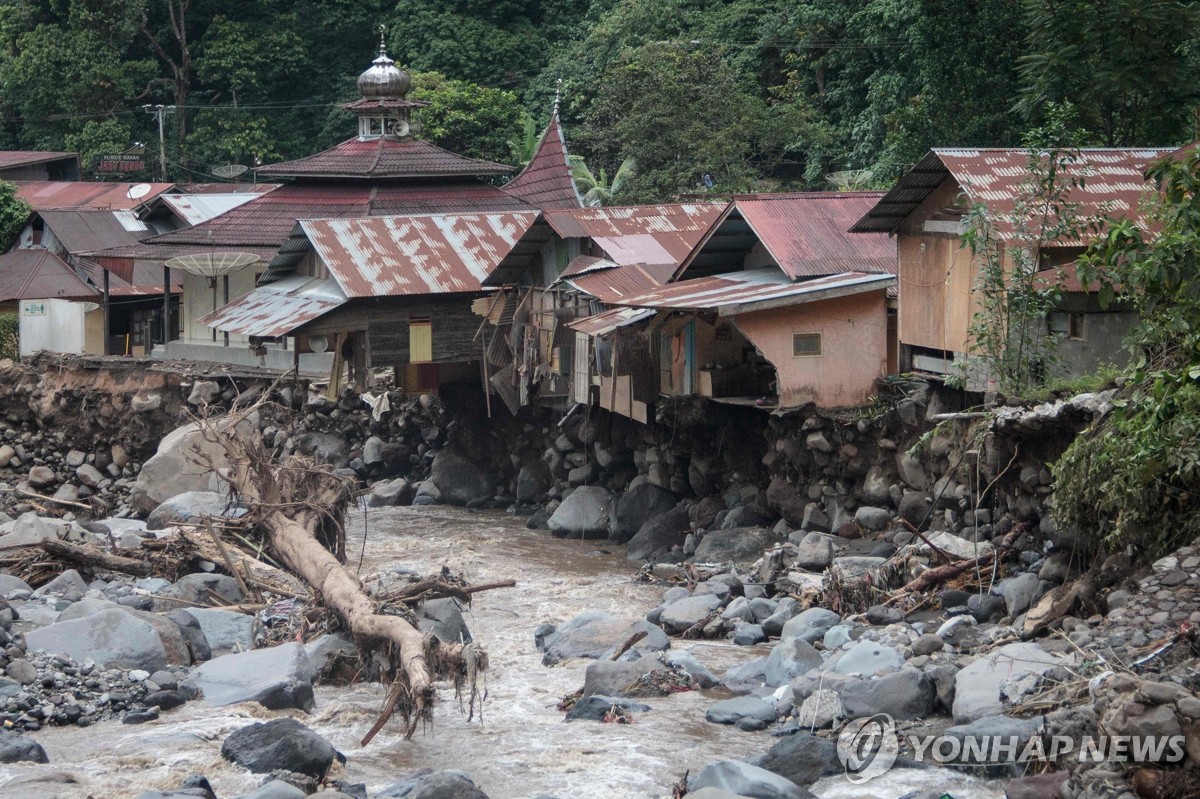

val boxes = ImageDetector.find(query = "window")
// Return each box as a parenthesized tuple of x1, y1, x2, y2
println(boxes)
(793, 332, 822, 357)
(1068, 313, 1085, 341)
(409, 317, 432, 363)
(1048, 312, 1085, 341)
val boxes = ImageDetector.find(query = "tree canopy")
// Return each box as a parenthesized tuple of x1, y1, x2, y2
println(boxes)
(0, 0, 1196, 196)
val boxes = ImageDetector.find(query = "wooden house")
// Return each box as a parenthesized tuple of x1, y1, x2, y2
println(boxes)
(0, 151, 79, 181)
(580, 193, 897, 414)
(850, 148, 1173, 385)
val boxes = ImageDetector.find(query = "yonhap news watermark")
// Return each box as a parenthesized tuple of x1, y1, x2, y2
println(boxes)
(836, 714, 1187, 784)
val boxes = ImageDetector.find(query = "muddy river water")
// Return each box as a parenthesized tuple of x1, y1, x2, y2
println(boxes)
(0, 506, 774, 799)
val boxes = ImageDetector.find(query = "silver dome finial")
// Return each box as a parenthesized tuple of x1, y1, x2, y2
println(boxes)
(378, 23, 387, 56)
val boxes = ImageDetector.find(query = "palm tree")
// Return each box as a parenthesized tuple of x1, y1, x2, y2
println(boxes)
(569, 155, 635, 206)
(508, 115, 540, 169)
(825, 169, 875, 191)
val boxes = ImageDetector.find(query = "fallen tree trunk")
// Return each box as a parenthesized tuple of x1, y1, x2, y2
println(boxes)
(199, 402, 489, 745)
(176, 526, 310, 599)
(39, 538, 154, 576)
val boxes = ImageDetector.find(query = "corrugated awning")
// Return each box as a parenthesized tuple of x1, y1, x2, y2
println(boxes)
(618, 268, 896, 316)
(198, 275, 346, 337)
(567, 307, 656, 336)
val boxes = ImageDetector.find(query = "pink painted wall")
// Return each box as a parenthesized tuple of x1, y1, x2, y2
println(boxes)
(733, 290, 888, 408)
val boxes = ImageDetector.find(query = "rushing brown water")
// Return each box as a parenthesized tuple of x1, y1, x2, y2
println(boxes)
(0, 506, 773, 799)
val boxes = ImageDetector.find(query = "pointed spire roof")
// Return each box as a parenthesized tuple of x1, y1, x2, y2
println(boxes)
(502, 108, 584, 210)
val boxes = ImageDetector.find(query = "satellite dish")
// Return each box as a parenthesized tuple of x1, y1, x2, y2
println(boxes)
(165, 252, 261, 279)
(81, 302, 101, 313)
(308, 335, 329, 354)
(127, 183, 153, 200)
(212, 164, 249, 179)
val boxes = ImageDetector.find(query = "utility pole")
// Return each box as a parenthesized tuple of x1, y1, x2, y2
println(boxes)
(140, 104, 175, 181)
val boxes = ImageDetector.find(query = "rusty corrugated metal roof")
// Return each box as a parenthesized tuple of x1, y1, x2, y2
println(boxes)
(256, 136, 514, 179)
(619, 268, 895, 316)
(15, 181, 174, 211)
(199, 275, 347, 337)
(41, 210, 152, 255)
(567, 307, 655, 336)
(0, 249, 95, 303)
(559, 254, 615, 279)
(141, 182, 533, 250)
(0, 151, 77, 169)
(159, 193, 267, 226)
(501, 114, 583, 210)
(300, 212, 538, 297)
(558, 261, 675, 304)
(545, 203, 724, 263)
(851, 148, 1174, 235)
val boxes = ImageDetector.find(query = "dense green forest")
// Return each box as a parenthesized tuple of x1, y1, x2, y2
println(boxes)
(1, 0, 1197, 201)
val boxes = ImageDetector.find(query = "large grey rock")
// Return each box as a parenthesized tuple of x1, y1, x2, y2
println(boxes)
(780, 608, 840, 644)
(154, 573, 245, 610)
(793, 533, 834, 571)
(832, 641, 904, 676)
(367, 478, 414, 508)
(0, 513, 62, 549)
(429, 447, 494, 506)
(691, 760, 812, 799)
(706, 696, 777, 726)
(55, 597, 122, 621)
(663, 649, 718, 688)
(659, 593, 723, 634)
(32, 568, 88, 597)
(1002, 572, 1041, 617)
(146, 491, 243, 531)
(220, 717, 340, 778)
(0, 729, 48, 763)
(753, 732, 840, 787)
(188, 608, 259, 654)
(795, 689, 844, 729)
(234, 782, 307, 799)
(838, 668, 935, 720)
(539, 611, 669, 665)
(854, 506, 891, 532)
(626, 504, 691, 561)
(27, 466, 57, 489)
(130, 416, 255, 515)
(26, 609, 170, 671)
(416, 598, 471, 644)
(565, 694, 652, 722)
(952, 643, 1060, 723)
(192, 642, 314, 711)
(763, 636, 822, 687)
(693, 527, 776, 564)
(611, 483, 677, 543)
(0, 575, 31, 596)
(581, 659, 659, 698)
(515, 461, 551, 503)
(293, 432, 351, 468)
(379, 770, 491, 799)
(547, 486, 613, 539)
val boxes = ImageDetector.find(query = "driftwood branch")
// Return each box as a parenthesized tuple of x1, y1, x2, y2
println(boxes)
(378, 578, 517, 605)
(39, 538, 154, 576)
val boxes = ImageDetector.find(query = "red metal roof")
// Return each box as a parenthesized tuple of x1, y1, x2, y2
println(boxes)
(139, 181, 533, 250)
(301, 212, 538, 297)
(0, 151, 78, 169)
(545, 203, 724, 263)
(501, 114, 583, 210)
(851, 148, 1174, 235)
(618, 268, 896, 316)
(567, 307, 655, 336)
(198, 275, 346, 337)
(0, 249, 95, 303)
(561, 264, 673, 304)
(255, 136, 514, 179)
(15, 181, 174, 211)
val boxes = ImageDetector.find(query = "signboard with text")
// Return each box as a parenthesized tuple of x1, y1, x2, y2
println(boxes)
(95, 154, 145, 174)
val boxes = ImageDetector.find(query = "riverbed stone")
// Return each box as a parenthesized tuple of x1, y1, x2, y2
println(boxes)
(187, 607, 259, 654)
(581, 659, 660, 697)
(32, 568, 88, 598)
(0, 513, 61, 548)
(706, 696, 778, 726)
(691, 760, 813, 799)
(221, 717, 341, 779)
(192, 641, 314, 712)
(129, 417, 254, 515)
(659, 593, 723, 634)
(293, 432, 351, 468)
(626, 504, 691, 561)
(547, 486, 613, 539)
(694, 527, 777, 564)
(854, 506, 891, 532)
(26, 608, 170, 671)
(417, 598, 471, 644)
(538, 611, 668, 665)
(611, 483, 677, 543)
(795, 689, 844, 729)
(838, 668, 935, 720)
(234, 782, 307, 799)
(154, 573, 245, 610)
(752, 732, 840, 787)
(780, 608, 840, 644)
(429, 447, 494, 506)
(564, 694, 652, 722)
(0, 729, 48, 763)
(367, 478, 414, 508)
(763, 636, 822, 687)
(145, 491, 244, 531)
(832, 641, 904, 676)
(379, 770, 491, 799)
(952, 642, 1060, 723)
(663, 649, 718, 688)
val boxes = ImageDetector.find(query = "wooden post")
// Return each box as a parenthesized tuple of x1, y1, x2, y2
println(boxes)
(162, 265, 171, 352)
(102, 268, 111, 356)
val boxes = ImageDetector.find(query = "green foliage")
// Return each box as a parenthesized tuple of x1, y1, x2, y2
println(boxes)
(1017, 0, 1200, 146)
(0, 314, 16, 362)
(508, 114, 540, 169)
(64, 120, 135, 172)
(568, 155, 634, 206)
(1056, 152, 1200, 556)
(409, 72, 522, 165)
(0, 180, 30, 251)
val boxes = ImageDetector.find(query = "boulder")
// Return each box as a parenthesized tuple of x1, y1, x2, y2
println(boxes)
(763, 637, 822, 687)
(753, 732, 840, 787)
(130, 416, 255, 515)
(378, 770, 491, 799)
(515, 461, 551, 503)
(854, 506, 891, 532)
(187, 380, 221, 405)
(780, 608, 840, 644)
(32, 568, 88, 597)
(706, 696, 778, 726)
(538, 611, 668, 665)
(187, 608, 259, 654)
(154, 573, 245, 610)
(429, 447, 494, 506)
(367, 478, 414, 508)
(416, 598, 471, 644)
(693, 527, 777, 565)
(832, 642, 904, 677)
(293, 432, 351, 468)
(166, 609, 212, 663)
(564, 694, 652, 722)
(626, 505, 691, 561)
(27, 466, 57, 489)
(0, 513, 62, 549)
(952, 643, 1060, 723)
(220, 717, 341, 778)
(146, 491, 244, 531)
(793, 533, 834, 572)
(663, 649, 718, 689)
(26, 608, 171, 671)
(795, 690, 844, 729)
(838, 668, 935, 720)
(581, 659, 659, 698)
(192, 642, 314, 711)
(610, 483, 677, 543)
(547, 486, 613, 539)
(765, 477, 808, 528)
(659, 593, 723, 634)
(0, 729, 48, 764)
(234, 782, 307, 799)
(0, 575, 31, 596)
(691, 760, 812, 799)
